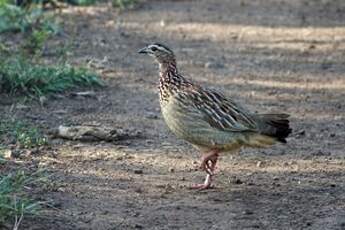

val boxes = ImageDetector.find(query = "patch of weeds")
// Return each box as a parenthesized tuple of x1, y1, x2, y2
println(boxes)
(0, 2, 27, 33)
(25, 16, 59, 55)
(0, 148, 6, 164)
(66, 0, 96, 6)
(0, 57, 103, 98)
(0, 120, 47, 148)
(112, 0, 137, 9)
(0, 0, 60, 55)
(23, 29, 51, 55)
(0, 1, 57, 34)
(0, 42, 11, 56)
(0, 167, 47, 228)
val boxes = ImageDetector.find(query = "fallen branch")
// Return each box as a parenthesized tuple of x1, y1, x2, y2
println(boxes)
(52, 125, 141, 142)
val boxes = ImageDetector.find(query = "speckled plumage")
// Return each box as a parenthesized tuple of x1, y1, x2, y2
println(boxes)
(139, 43, 292, 189)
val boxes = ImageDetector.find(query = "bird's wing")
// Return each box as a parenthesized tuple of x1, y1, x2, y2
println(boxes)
(184, 86, 258, 132)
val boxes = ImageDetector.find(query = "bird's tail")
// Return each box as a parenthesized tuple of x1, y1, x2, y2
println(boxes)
(256, 114, 292, 143)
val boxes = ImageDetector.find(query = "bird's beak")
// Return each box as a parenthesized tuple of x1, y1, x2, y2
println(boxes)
(138, 47, 149, 54)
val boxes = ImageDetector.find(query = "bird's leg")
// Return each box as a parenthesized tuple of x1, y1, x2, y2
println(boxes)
(206, 154, 218, 174)
(190, 150, 219, 190)
(200, 150, 219, 175)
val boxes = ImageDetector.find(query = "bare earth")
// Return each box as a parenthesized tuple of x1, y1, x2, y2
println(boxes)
(3, 0, 345, 229)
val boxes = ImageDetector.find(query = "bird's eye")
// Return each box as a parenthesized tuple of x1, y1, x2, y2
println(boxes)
(151, 47, 158, 51)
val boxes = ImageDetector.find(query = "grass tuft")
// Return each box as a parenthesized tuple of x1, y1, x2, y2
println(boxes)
(0, 57, 104, 98)
(0, 120, 47, 148)
(0, 1, 57, 34)
(0, 163, 45, 228)
(112, 0, 137, 9)
(66, 0, 96, 6)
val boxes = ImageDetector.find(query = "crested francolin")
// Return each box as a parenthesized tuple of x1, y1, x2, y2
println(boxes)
(138, 43, 291, 189)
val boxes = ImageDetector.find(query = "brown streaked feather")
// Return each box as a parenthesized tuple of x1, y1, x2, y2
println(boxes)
(172, 84, 258, 132)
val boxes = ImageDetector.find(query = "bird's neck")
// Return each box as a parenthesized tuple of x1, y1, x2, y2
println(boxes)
(158, 60, 186, 102)
(159, 60, 178, 81)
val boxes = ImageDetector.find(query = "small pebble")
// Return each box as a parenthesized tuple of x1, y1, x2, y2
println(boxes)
(204, 61, 224, 69)
(51, 200, 62, 208)
(39, 96, 48, 106)
(134, 187, 143, 193)
(3, 149, 13, 159)
(296, 130, 305, 137)
(134, 169, 143, 174)
(16, 104, 29, 110)
(145, 140, 154, 145)
(309, 44, 316, 49)
(272, 182, 281, 187)
(256, 161, 263, 168)
(134, 224, 143, 229)
(145, 112, 159, 119)
(212, 197, 222, 202)
(242, 210, 254, 215)
(57, 187, 66, 192)
(235, 179, 243, 184)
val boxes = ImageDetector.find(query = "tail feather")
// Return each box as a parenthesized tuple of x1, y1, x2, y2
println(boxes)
(257, 114, 292, 143)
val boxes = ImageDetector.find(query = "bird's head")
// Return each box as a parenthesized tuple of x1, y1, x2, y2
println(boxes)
(138, 43, 175, 64)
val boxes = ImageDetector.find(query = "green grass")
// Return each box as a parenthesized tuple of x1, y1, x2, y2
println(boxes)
(0, 161, 46, 228)
(0, 2, 32, 33)
(112, 0, 137, 9)
(0, 0, 59, 57)
(0, 147, 5, 164)
(66, 0, 96, 6)
(0, 120, 47, 148)
(0, 57, 104, 98)
(0, 1, 58, 34)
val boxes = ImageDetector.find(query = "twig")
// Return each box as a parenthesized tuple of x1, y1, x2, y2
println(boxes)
(12, 196, 24, 230)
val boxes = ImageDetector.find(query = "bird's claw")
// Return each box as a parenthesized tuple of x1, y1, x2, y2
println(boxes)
(190, 174, 213, 190)
(190, 183, 214, 190)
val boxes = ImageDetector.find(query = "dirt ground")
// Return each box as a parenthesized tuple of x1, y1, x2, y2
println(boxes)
(2, 0, 345, 229)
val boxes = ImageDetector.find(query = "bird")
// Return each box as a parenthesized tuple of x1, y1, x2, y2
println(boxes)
(138, 43, 292, 189)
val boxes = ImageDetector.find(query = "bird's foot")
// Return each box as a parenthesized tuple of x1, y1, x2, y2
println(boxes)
(189, 174, 213, 190)
(190, 183, 214, 190)
(190, 150, 219, 190)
